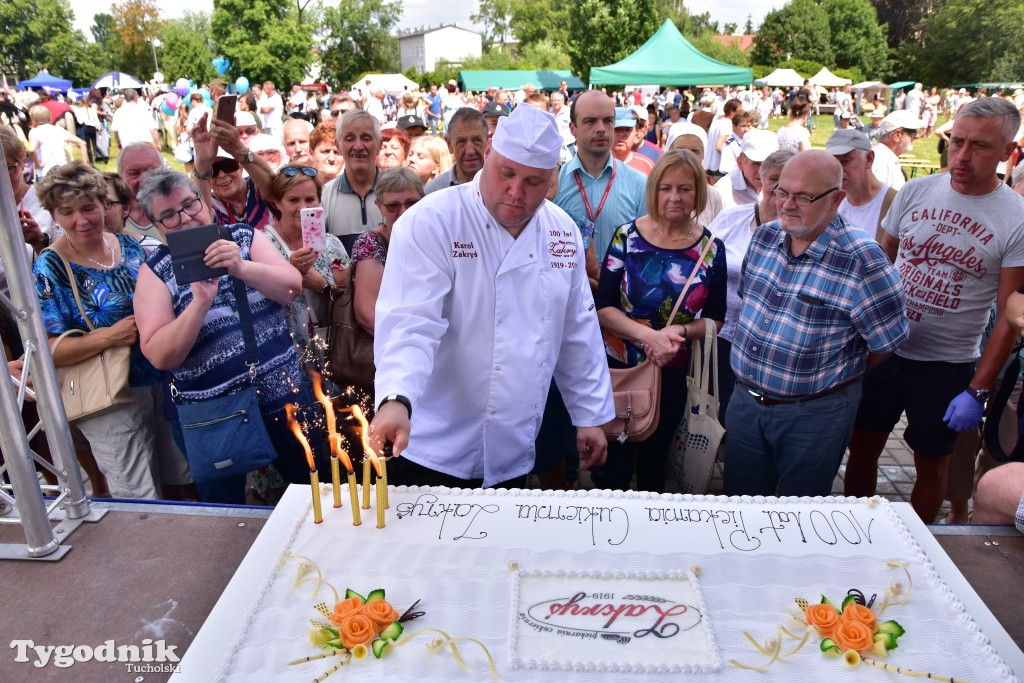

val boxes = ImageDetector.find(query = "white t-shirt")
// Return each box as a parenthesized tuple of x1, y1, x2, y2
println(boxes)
(258, 92, 284, 130)
(776, 124, 809, 152)
(707, 203, 756, 342)
(838, 185, 890, 240)
(883, 176, 1024, 362)
(871, 143, 905, 190)
(28, 124, 71, 176)
(718, 135, 742, 174)
(704, 117, 733, 172)
(111, 101, 157, 146)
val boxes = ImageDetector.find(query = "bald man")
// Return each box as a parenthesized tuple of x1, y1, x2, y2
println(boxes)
(724, 150, 908, 497)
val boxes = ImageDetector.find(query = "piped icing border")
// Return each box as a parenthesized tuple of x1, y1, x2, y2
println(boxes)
(508, 568, 721, 674)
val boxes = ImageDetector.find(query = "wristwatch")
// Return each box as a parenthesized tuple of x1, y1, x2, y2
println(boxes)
(966, 386, 991, 404)
(379, 394, 412, 419)
(192, 167, 215, 180)
(238, 149, 254, 164)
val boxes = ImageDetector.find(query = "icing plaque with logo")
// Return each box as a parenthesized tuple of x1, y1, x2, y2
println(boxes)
(510, 571, 720, 673)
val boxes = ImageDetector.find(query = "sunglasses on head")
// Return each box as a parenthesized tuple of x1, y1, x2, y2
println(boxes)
(212, 158, 240, 176)
(280, 166, 318, 178)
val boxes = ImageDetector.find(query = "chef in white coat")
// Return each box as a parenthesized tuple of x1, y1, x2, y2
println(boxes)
(370, 104, 614, 488)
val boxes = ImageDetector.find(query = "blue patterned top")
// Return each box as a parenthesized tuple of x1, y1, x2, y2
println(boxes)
(146, 223, 305, 413)
(212, 177, 275, 231)
(731, 214, 909, 398)
(596, 222, 727, 367)
(34, 233, 161, 387)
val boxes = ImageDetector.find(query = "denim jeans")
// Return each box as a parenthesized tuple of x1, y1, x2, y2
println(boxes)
(724, 380, 862, 496)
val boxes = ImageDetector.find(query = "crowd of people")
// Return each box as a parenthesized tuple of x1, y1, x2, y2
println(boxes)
(4, 73, 1024, 533)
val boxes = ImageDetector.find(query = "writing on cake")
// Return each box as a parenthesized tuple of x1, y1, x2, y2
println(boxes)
(520, 590, 702, 642)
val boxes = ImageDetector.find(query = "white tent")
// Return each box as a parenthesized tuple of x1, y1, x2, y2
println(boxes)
(349, 73, 419, 96)
(810, 67, 851, 88)
(754, 68, 805, 88)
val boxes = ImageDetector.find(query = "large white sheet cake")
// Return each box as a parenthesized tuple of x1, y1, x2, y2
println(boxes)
(176, 486, 1022, 682)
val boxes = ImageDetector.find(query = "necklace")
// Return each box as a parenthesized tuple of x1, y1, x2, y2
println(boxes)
(66, 235, 117, 269)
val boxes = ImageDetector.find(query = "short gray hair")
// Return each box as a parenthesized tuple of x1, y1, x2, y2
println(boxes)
(336, 109, 381, 147)
(958, 97, 1021, 144)
(117, 142, 163, 176)
(759, 149, 798, 181)
(136, 167, 201, 222)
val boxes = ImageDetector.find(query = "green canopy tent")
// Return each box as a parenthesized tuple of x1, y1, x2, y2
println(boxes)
(589, 20, 752, 87)
(458, 70, 585, 92)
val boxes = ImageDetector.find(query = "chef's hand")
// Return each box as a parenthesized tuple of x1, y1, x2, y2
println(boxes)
(576, 426, 607, 469)
(369, 400, 410, 458)
(943, 391, 985, 431)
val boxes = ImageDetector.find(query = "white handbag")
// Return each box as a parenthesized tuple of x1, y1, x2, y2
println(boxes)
(668, 322, 725, 494)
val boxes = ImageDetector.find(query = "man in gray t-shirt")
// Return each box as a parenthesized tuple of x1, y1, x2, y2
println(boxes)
(845, 97, 1024, 524)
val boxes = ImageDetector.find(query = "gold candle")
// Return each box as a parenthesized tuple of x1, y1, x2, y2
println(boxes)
(347, 472, 361, 526)
(361, 457, 371, 509)
(310, 470, 323, 524)
(380, 457, 389, 509)
(376, 475, 385, 529)
(330, 455, 342, 509)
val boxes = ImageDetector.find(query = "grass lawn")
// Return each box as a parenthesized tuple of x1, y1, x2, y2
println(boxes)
(765, 114, 947, 169)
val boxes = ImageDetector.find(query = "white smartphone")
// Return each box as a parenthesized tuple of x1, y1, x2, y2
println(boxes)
(300, 207, 327, 252)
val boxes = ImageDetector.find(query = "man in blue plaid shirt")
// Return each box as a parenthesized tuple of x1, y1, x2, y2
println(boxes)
(724, 150, 909, 496)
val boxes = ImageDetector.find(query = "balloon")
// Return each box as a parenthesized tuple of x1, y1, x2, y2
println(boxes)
(164, 92, 179, 108)
(160, 102, 176, 117)
(235, 76, 249, 93)
(212, 57, 230, 75)
(175, 78, 189, 96)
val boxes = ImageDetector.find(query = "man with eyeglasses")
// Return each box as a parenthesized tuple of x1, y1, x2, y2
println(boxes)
(870, 110, 922, 191)
(328, 95, 358, 120)
(724, 150, 908, 498)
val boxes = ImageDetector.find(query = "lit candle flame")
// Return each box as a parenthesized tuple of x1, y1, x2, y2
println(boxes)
(310, 371, 354, 473)
(346, 404, 381, 477)
(285, 403, 316, 471)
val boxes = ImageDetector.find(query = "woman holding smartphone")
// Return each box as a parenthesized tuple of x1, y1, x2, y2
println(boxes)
(263, 164, 349, 353)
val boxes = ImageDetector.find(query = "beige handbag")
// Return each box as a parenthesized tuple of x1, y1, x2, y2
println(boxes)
(604, 236, 716, 444)
(45, 247, 134, 423)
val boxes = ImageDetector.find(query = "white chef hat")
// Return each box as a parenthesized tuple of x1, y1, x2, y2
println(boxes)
(665, 121, 709, 152)
(491, 103, 561, 170)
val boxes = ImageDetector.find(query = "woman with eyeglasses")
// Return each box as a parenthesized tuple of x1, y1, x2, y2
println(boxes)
(309, 122, 343, 183)
(190, 113, 277, 231)
(351, 168, 424, 340)
(133, 167, 328, 504)
(263, 164, 349, 354)
(31, 161, 165, 499)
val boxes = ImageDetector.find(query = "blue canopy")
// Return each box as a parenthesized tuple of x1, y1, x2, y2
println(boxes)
(18, 70, 72, 91)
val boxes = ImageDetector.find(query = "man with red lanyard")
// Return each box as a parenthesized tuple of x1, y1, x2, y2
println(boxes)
(554, 90, 647, 260)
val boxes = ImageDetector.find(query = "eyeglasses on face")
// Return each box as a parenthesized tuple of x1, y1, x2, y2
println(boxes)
(280, 166, 318, 178)
(156, 196, 204, 229)
(104, 199, 125, 209)
(212, 159, 240, 177)
(237, 127, 258, 137)
(770, 185, 838, 207)
(380, 198, 419, 213)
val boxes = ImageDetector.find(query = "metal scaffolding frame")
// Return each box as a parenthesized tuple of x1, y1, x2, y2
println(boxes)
(0, 147, 105, 561)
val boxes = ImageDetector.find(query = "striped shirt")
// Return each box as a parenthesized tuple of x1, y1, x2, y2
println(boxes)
(731, 214, 908, 398)
(212, 177, 275, 231)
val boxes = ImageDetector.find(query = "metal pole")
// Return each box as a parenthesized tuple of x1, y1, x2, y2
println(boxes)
(0, 147, 90, 521)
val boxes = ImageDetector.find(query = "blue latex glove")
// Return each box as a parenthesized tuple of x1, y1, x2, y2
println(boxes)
(942, 390, 985, 431)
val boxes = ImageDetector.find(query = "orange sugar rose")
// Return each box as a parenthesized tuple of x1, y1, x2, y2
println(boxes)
(841, 603, 878, 632)
(363, 599, 400, 630)
(832, 619, 875, 652)
(805, 603, 841, 638)
(330, 596, 365, 625)
(339, 613, 378, 648)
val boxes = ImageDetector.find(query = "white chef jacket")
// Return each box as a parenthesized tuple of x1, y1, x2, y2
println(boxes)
(374, 174, 615, 487)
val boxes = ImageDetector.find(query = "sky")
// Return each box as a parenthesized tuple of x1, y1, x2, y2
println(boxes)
(69, 0, 778, 41)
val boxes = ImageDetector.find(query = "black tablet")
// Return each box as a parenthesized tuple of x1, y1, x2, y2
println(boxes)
(166, 223, 232, 284)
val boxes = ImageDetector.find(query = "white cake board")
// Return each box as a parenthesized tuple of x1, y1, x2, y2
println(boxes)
(171, 489, 1024, 681)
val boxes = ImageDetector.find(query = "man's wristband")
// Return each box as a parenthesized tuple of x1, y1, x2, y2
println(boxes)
(966, 386, 991, 404)
(192, 167, 214, 180)
(379, 394, 412, 419)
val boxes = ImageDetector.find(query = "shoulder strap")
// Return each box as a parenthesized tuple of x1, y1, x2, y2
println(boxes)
(231, 276, 260, 373)
(44, 245, 95, 332)
(875, 186, 899, 243)
(667, 235, 716, 324)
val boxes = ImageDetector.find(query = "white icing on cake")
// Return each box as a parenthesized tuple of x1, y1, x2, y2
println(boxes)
(211, 487, 1019, 682)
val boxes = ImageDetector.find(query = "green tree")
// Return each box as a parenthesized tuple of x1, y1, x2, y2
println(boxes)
(869, 0, 940, 51)
(567, 0, 660, 84)
(211, 0, 313, 87)
(723, 22, 738, 35)
(318, 0, 400, 89)
(822, 0, 889, 79)
(510, 0, 569, 49)
(158, 12, 218, 84)
(111, 0, 164, 80)
(518, 39, 572, 70)
(689, 34, 750, 68)
(0, 0, 97, 82)
(910, 0, 1024, 85)
(744, 14, 755, 34)
(471, 0, 514, 48)
(751, 0, 833, 68)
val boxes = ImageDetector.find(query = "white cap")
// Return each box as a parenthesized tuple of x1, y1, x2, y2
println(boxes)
(234, 111, 257, 127)
(249, 134, 286, 157)
(665, 121, 708, 152)
(491, 103, 561, 169)
(739, 129, 779, 162)
(877, 110, 923, 136)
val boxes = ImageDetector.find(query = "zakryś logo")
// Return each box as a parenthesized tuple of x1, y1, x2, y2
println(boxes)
(10, 639, 180, 668)
(526, 591, 702, 641)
